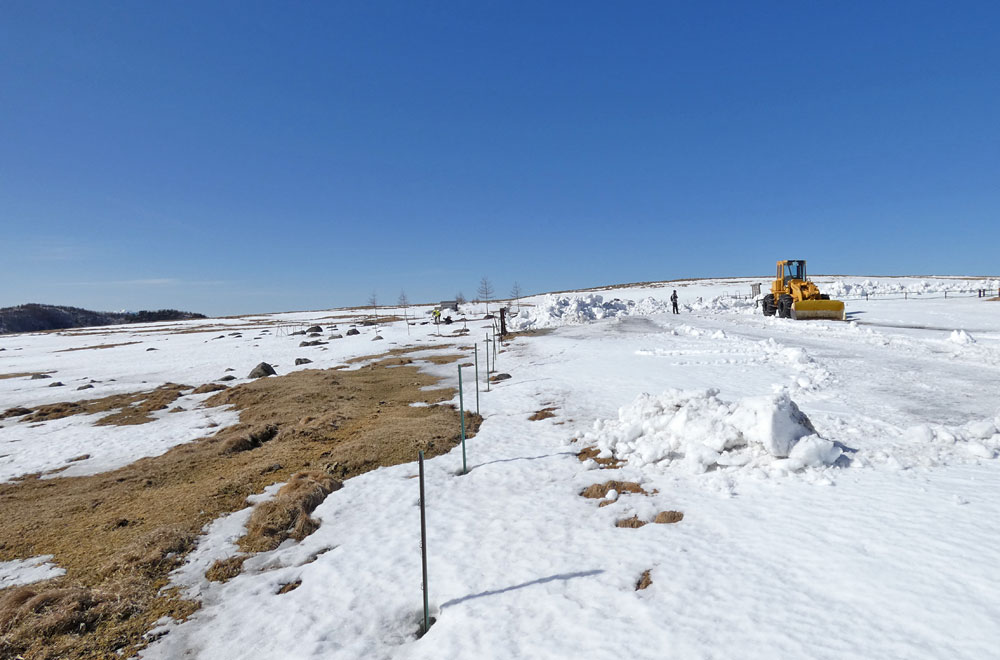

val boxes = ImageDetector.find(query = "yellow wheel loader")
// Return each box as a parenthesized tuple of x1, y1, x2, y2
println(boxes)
(761, 260, 845, 320)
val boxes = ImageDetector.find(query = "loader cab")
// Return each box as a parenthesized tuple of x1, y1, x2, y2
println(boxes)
(778, 260, 807, 285)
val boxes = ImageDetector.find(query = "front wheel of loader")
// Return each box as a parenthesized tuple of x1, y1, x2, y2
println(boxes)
(778, 295, 793, 319)
(762, 294, 776, 316)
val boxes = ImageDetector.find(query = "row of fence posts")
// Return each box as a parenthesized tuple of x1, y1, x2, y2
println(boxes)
(419, 317, 504, 636)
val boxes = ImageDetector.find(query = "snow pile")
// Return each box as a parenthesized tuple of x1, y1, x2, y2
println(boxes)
(584, 388, 841, 474)
(949, 329, 976, 345)
(824, 278, 999, 299)
(903, 417, 1000, 460)
(510, 294, 669, 329)
(0, 555, 65, 588)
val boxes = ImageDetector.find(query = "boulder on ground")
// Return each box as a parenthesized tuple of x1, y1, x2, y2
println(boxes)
(295, 358, 312, 365)
(219, 375, 237, 382)
(346, 328, 360, 336)
(30, 374, 52, 380)
(290, 330, 306, 336)
(48, 381, 65, 387)
(306, 325, 322, 333)
(249, 362, 276, 379)
(329, 334, 343, 339)
(299, 340, 328, 347)
(146, 347, 158, 351)
(372, 335, 384, 341)
(490, 373, 512, 382)
(77, 384, 94, 391)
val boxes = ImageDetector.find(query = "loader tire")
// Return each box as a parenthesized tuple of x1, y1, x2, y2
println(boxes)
(819, 294, 830, 300)
(778, 295, 793, 319)
(762, 294, 776, 316)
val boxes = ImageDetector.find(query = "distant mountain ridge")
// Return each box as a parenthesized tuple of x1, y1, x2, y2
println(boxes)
(0, 303, 206, 335)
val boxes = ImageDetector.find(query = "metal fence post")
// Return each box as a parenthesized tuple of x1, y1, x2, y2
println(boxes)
(474, 345, 480, 415)
(458, 365, 467, 475)
(418, 451, 430, 636)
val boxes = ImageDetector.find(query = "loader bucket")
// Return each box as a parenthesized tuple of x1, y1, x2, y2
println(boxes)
(791, 299, 845, 321)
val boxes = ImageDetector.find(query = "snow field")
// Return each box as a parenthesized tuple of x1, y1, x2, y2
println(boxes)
(2, 276, 999, 658)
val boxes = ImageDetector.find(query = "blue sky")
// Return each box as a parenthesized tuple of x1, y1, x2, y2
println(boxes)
(2, 1, 998, 315)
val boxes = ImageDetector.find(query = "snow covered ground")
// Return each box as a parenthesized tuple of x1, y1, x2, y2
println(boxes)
(2, 276, 999, 659)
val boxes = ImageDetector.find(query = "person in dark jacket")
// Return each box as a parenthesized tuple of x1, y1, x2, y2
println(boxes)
(670, 290, 679, 314)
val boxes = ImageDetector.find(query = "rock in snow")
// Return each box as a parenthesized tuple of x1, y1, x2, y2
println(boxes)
(248, 362, 276, 379)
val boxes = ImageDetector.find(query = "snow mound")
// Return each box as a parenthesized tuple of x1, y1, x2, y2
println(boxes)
(824, 278, 999, 299)
(949, 329, 976, 345)
(903, 418, 1000, 460)
(585, 388, 841, 474)
(510, 294, 669, 329)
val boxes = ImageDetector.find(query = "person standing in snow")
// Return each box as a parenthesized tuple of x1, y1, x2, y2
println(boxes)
(671, 290, 679, 314)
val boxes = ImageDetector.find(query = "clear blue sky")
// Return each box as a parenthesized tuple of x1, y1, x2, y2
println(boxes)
(2, 1, 998, 315)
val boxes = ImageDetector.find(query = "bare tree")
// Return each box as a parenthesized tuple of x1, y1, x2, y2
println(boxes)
(510, 281, 523, 311)
(455, 292, 466, 306)
(367, 291, 378, 323)
(398, 290, 410, 335)
(477, 277, 495, 315)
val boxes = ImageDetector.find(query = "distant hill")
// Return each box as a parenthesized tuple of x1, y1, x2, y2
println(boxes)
(0, 304, 206, 335)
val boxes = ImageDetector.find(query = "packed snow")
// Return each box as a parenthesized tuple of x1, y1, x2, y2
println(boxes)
(1, 275, 999, 659)
(0, 555, 66, 588)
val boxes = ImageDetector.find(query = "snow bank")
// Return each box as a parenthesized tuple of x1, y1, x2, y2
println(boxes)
(949, 329, 976, 345)
(510, 294, 669, 329)
(585, 388, 841, 474)
(824, 278, 999, 299)
(0, 555, 65, 588)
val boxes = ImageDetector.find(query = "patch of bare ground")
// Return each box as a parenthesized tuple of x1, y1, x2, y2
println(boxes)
(0, 372, 52, 381)
(529, 407, 557, 421)
(191, 383, 228, 395)
(615, 511, 684, 529)
(204, 556, 245, 583)
(240, 470, 341, 552)
(0, 353, 474, 659)
(577, 446, 625, 469)
(56, 341, 142, 353)
(579, 481, 648, 499)
(499, 328, 554, 340)
(636, 570, 653, 591)
(18, 384, 192, 426)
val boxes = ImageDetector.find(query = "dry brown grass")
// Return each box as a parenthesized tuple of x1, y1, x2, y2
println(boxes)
(579, 481, 648, 499)
(56, 342, 141, 353)
(615, 515, 647, 529)
(635, 570, 652, 591)
(529, 407, 557, 421)
(16, 384, 193, 426)
(240, 470, 342, 553)
(191, 383, 228, 395)
(653, 511, 684, 524)
(0, 355, 470, 659)
(0, 372, 53, 381)
(204, 557, 246, 583)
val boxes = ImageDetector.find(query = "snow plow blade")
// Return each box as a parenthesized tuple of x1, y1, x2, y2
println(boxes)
(791, 300, 845, 321)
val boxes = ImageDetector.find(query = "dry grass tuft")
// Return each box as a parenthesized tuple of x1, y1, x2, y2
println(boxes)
(276, 580, 302, 594)
(653, 511, 684, 524)
(635, 569, 653, 591)
(221, 424, 279, 454)
(579, 480, 648, 499)
(529, 407, 557, 421)
(56, 341, 141, 352)
(191, 383, 228, 395)
(240, 471, 342, 553)
(615, 516, 647, 529)
(1, 406, 33, 419)
(205, 556, 246, 583)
